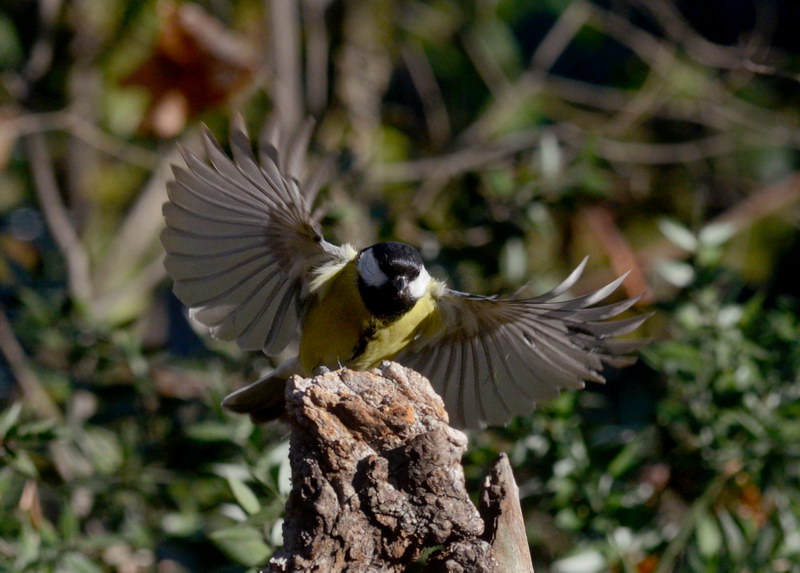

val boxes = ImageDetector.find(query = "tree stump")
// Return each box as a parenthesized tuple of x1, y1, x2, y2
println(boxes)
(265, 362, 534, 573)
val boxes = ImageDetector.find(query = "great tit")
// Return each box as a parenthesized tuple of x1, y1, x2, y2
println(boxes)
(161, 116, 648, 429)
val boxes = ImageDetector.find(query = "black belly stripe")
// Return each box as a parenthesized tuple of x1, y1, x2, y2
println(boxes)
(350, 325, 376, 362)
(349, 319, 388, 363)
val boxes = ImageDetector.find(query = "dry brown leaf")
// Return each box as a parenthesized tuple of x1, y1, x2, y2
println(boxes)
(122, 1, 257, 137)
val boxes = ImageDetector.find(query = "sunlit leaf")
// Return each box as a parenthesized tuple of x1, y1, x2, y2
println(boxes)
(607, 440, 642, 477)
(552, 549, 607, 573)
(0, 402, 22, 439)
(57, 552, 105, 573)
(698, 222, 736, 248)
(15, 522, 41, 570)
(658, 219, 698, 252)
(161, 511, 201, 537)
(80, 428, 123, 475)
(227, 474, 262, 516)
(209, 525, 270, 567)
(277, 455, 292, 498)
(696, 512, 722, 557)
(11, 449, 38, 478)
(718, 509, 746, 558)
(186, 421, 234, 442)
(655, 259, 695, 288)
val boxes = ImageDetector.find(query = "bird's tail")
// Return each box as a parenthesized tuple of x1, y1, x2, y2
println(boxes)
(221, 358, 303, 423)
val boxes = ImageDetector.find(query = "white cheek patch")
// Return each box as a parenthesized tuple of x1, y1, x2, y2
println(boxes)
(408, 266, 431, 300)
(357, 249, 389, 287)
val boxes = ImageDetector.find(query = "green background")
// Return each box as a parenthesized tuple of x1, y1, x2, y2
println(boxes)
(2, 1, 800, 571)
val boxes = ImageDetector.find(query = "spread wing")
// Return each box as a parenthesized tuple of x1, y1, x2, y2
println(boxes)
(161, 116, 346, 354)
(397, 259, 649, 428)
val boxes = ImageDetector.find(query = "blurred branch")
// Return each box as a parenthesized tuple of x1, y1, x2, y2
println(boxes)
(372, 129, 541, 184)
(7, 109, 160, 169)
(401, 42, 451, 148)
(25, 133, 93, 304)
(93, 254, 167, 319)
(17, 0, 63, 98)
(303, 0, 334, 115)
(376, 123, 740, 188)
(92, 144, 178, 299)
(529, 0, 591, 73)
(461, 0, 591, 144)
(577, 205, 652, 302)
(710, 172, 800, 230)
(0, 307, 61, 420)
(270, 0, 304, 129)
(586, 3, 800, 146)
(557, 125, 738, 164)
(741, 59, 800, 83)
(627, 0, 774, 72)
(454, 0, 800, 156)
(461, 27, 513, 97)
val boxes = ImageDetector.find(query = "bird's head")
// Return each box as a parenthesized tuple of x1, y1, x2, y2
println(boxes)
(356, 242, 431, 320)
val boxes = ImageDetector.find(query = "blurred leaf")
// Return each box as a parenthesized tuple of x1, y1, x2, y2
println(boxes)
(277, 454, 292, 497)
(10, 449, 38, 478)
(552, 549, 606, 573)
(699, 222, 736, 248)
(696, 512, 722, 557)
(0, 402, 22, 439)
(718, 509, 746, 559)
(79, 427, 123, 475)
(655, 259, 695, 288)
(58, 503, 80, 542)
(658, 219, 698, 253)
(17, 418, 59, 439)
(161, 511, 201, 537)
(0, 13, 22, 68)
(209, 525, 270, 567)
(537, 130, 563, 184)
(56, 552, 105, 573)
(121, 1, 257, 137)
(499, 237, 527, 283)
(227, 474, 261, 516)
(15, 522, 41, 570)
(186, 421, 234, 442)
(607, 440, 642, 478)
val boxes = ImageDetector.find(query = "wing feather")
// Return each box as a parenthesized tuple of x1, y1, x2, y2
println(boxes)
(161, 117, 345, 354)
(474, 332, 516, 426)
(398, 265, 649, 428)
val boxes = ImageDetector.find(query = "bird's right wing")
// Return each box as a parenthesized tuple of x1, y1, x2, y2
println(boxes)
(161, 116, 347, 354)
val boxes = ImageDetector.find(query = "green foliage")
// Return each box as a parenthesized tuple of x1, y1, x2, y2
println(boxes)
(467, 231, 800, 572)
(0, 410, 290, 572)
(3, 0, 800, 571)
(0, 328, 290, 572)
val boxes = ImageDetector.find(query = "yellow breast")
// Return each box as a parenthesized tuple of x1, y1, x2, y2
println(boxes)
(297, 262, 436, 374)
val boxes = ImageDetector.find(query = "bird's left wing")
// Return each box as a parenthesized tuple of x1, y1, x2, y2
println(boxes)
(161, 116, 346, 354)
(397, 259, 649, 428)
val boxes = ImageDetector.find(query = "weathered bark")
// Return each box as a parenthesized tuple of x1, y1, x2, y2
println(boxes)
(265, 362, 534, 572)
(479, 454, 535, 572)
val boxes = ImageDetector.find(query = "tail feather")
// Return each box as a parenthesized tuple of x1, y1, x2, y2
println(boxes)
(222, 358, 302, 423)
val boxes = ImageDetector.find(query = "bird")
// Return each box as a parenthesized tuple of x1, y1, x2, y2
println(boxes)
(160, 115, 649, 429)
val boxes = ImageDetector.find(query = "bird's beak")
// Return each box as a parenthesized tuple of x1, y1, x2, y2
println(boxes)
(393, 276, 408, 291)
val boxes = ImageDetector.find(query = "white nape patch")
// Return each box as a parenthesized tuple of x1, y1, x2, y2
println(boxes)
(408, 266, 431, 300)
(357, 248, 389, 287)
